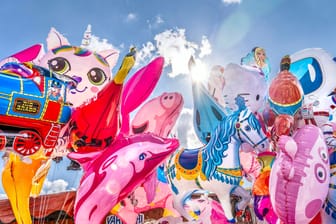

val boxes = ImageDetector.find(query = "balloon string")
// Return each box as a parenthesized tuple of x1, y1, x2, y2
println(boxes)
(39, 161, 54, 224)
(56, 189, 75, 224)
(55, 167, 80, 223)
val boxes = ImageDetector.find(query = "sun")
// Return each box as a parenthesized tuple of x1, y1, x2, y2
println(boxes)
(190, 58, 210, 83)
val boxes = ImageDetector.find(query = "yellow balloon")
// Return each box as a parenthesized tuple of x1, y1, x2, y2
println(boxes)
(2, 150, 50, 224)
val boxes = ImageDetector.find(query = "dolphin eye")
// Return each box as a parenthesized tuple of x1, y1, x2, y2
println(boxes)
(48, 57, 71, 74)
(139, 153, 147, 160)
(244, 125, 251, 131)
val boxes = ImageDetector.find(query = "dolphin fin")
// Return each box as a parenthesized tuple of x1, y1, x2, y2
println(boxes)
(67, 151, 102, 170)
(143, 172, 159, 204)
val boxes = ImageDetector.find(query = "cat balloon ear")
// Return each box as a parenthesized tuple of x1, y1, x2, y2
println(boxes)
(99, 49, 120, 68)
(46, 27, 71, 50)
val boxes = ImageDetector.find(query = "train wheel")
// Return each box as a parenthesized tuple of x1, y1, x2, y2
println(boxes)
(13, 130, 42, 156)
(0, 130, 6, 150)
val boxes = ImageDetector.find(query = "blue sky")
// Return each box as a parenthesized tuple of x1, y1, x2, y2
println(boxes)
(0, 0, 336, 196)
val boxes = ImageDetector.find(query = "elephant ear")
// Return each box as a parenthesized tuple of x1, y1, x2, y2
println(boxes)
(46, 27, 70, 50)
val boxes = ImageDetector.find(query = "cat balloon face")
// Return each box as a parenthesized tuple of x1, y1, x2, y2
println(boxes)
(38, 28, 119, 107)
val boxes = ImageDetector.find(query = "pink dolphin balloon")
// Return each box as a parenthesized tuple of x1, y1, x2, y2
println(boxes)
(112, 92, 184, 223)
(68, 134, 179, 224)
(269, 124, 330, 223)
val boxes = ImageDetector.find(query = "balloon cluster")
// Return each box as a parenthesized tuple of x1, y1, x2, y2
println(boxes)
(1, 27, 336, 224)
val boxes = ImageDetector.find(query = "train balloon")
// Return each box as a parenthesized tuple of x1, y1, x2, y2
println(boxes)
(0, 62, 76, 156)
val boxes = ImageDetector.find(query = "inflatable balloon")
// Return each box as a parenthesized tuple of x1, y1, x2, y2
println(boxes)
(269, 124, 330, 223)
(0, 44, 44, 66)
(215, 63, 268, 114)
(182, 192, 228, 224)
(0, 27, 119, 224)
(268, 56, 304, 116)
(252, 151, 278, 224)
(188, 57, 226, 144)
(290, 48, 336, 99)
(239, 149, 261, 182)
(270, 114, 294, 152)
(2, 150, 50, 224)
(38, 27, 119, 108)
(192, 76, 226, 144)
(241, 47, 271, 80)
(321, 148, 336, 223)
(207, 64, 226, 106)
(67, 49, 135, 154)
(130, 92, 183, 137)
(287, 48, 336, 125)
(320, 122, 336, 223)
(111, 181, 177, 222)
(0, 59, 76, 224)
(120, 56, 165, 135)
(110, 92, 184, 223)
(0, 61, 75, 156)
(166, 96, 269, 223)
(68, 134, 179, 224)
(189, 56, 268, 144)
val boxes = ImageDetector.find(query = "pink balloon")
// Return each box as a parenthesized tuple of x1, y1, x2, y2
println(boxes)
(131, 92, 184, 137)
(114, 92, 184, 223)
(120, 57, 164, 135)
(269, 124, 330, 223)
(68, 134, 179, 224)
(9, 44, 44, 63)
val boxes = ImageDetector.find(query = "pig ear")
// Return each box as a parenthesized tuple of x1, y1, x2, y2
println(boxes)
(98, 49, 119, 68)
(46, 27, 70, 50)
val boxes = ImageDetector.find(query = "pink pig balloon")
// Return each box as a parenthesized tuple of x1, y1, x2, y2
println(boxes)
(131, 92, 184, 137)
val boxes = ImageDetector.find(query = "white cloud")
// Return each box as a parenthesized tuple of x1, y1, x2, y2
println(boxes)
(222, 0, 241, 4)
(126, 13, 137, 22)
(155, 15, 164, 25)
(79, 26, 212, 82)
(135, 41, 156, 67)
(147, 15, 165, 30)
(86, 35, 118, 52)
(41, 178, 69, 194)
(154, 29, 197, 77)
(0, 193, 7, 199)
(199, 36, 212, 58)
(171, 108, 202, 148)
(136, 28, 212, 78)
